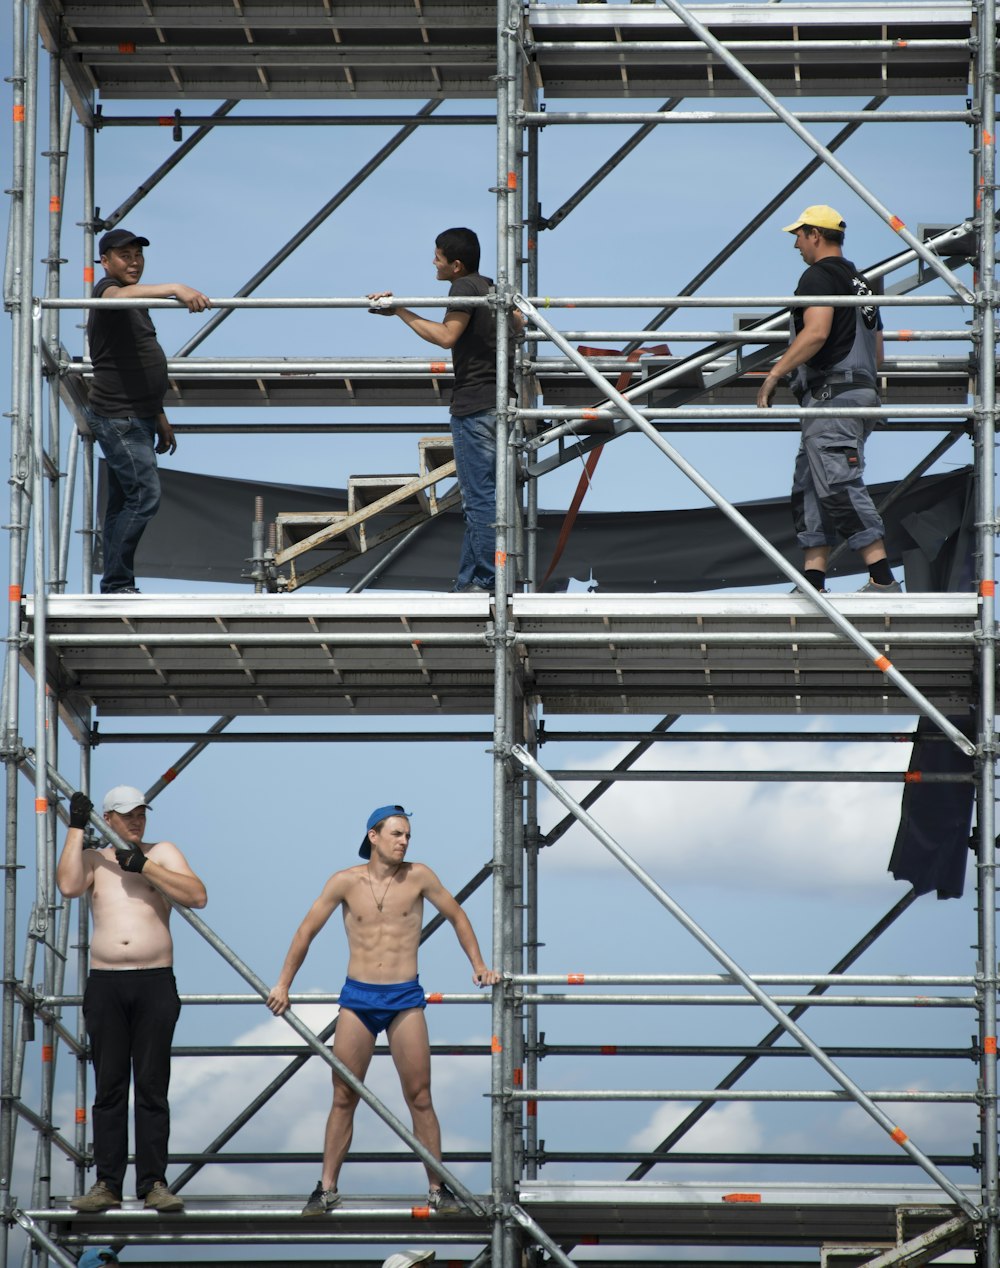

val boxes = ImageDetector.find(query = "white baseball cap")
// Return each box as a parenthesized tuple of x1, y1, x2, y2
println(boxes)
(102, 785, 151, 815)
(383, 1253, 435, 1268)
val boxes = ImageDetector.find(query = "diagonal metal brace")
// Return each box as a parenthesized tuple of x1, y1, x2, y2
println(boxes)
(509, 1201, 582, 1268)
(860, 1213, 974, 1266)
(509, 743, 981, 1223)
(9, 1208, 77, 1267)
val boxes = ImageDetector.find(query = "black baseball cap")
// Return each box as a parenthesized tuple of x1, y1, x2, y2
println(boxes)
(97, 228, 150, 256)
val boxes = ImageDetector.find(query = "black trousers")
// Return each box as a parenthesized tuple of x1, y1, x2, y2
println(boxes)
(83, 967, 181, 1197)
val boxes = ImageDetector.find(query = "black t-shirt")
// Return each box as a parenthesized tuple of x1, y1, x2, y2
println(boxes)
(793, 255, 882, 374)
(447, 272, 498, 416)
(87, 275, 169, 418)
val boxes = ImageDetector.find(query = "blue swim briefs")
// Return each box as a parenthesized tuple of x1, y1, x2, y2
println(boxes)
(337, 977, 426, 1037)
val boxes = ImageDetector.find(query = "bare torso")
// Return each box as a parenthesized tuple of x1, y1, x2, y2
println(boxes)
(88, 844, 174, 970)
(341, 862, 425, 983)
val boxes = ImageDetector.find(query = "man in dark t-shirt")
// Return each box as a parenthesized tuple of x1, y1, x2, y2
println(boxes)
(367, 228, 521, 591)
(86, 229, 210, 593)
(756, 205, 900, 595)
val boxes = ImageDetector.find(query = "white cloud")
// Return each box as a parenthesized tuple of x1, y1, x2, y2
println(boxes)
(824, 1088, 978, 1153)
(629, 1101, 765, 1156)
(539, 736, 910, 895)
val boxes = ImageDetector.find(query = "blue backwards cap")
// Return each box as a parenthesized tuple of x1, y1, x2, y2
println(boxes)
(78, 1250, 117, 1268)
(360, 804, 412, 858)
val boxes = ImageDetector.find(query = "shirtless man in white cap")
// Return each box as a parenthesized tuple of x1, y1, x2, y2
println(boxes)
(56, 785, 207, 1213)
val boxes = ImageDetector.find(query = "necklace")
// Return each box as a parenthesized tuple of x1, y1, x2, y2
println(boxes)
(366, 864, 399, 913)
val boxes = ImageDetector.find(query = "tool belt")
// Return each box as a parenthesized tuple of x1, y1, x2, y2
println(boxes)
(793, 372, 877, 405)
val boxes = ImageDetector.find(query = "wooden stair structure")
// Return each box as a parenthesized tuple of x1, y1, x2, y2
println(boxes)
(272, 437, 460, 591)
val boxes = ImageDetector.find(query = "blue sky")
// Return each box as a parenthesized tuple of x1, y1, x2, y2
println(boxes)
(1, 18, 985, 1262)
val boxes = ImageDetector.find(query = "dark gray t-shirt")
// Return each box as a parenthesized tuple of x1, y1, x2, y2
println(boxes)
(87, 275, 169, 418)
(447, 272, 498, 416)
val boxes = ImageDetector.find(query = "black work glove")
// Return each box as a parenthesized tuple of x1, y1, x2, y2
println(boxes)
(115, 848, 146, 874)
(69, 792, 92, 830)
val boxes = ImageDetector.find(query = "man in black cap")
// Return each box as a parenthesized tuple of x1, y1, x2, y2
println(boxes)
(267, 804, 498, 1217)
(86, 229, 211, 594)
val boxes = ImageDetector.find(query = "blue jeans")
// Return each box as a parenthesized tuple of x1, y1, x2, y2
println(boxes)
(449, 408, 496, 589)
(85, 409, 161, 593)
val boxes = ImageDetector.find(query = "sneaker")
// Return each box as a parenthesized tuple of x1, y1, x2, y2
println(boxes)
(858, 578, 902, 594)
(428, 1182, 463, 1214)
(301, 1182, 340, 1216)
(788, 586, 830, 595)
(143, 1180, 184, 1212)
(69, 1180, 122, 1212)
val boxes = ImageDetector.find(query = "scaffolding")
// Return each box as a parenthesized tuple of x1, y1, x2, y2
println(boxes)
(3, 1, 998, 1265)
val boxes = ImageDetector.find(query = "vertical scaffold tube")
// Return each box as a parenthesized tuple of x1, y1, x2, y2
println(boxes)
(81, 117, 96, 592)
(521, 66, 543, 1189)
(974, 0, 999, 1264)
(1, 3, 34, 1261)
(72, 741, 92, 1199)
(493, 6, 521, 1267)
(30, 304, 57, 1231)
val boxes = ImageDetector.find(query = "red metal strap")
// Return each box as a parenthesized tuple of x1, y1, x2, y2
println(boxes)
(540, 345, 671, 588)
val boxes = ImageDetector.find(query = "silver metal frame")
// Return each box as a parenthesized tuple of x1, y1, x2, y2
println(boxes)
(3, 0, 997, 1264)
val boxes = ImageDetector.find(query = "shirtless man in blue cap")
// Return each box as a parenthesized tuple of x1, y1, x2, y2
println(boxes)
(267, 804, 498, 1216)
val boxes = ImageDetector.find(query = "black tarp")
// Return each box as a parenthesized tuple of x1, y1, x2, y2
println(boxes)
(102, 462, 977, 595)
(888, 715, 976, 900)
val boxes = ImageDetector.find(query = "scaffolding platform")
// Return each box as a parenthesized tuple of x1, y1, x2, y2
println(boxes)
(32, 1182, 979, 1253)
(38, 1194, 492, 1250)
(39, 0, 974, 106)
(516, 1180, 978, 1248)
(23, 592, 979, 725)
(55, 356, 972, 414)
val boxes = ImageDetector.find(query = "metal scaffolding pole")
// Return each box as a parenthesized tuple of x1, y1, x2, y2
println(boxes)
(1, 2, 36, 1261)
(524, 108, 970, 126)
(973, 0, 1000, 1263)
(494, 10, 520, 1268)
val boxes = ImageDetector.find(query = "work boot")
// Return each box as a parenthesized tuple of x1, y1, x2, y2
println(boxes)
(69, 1180, 122, 1212)
(143, 1181, 184, 1212)
(858, 578, 902, 594)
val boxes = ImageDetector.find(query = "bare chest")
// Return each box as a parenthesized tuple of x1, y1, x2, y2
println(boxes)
(344, 870, 422, 929)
